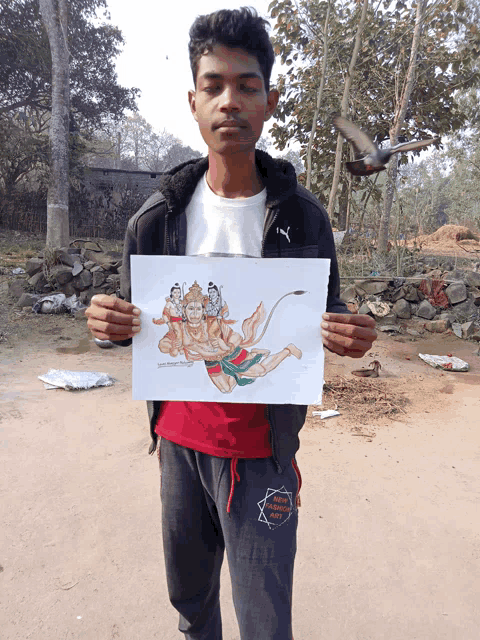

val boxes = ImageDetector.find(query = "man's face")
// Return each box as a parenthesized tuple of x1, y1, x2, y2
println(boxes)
(172, 288, 181, 301)
(188, 45, 278, 156)
(185, 301, 203, 324)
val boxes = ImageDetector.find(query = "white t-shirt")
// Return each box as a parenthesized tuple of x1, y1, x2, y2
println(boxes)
(185, 173, 267, 258)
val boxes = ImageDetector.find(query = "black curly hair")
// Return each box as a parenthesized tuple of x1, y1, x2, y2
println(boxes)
(188, 7, 275, 92)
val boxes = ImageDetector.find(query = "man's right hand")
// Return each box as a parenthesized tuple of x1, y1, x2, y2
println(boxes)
(85, 294, 141, 341)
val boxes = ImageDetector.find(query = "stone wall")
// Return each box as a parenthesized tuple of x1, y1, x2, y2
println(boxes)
(8, 235, 480, 343)
(340, 268, 480, 341)
(10, 241, 124, 311)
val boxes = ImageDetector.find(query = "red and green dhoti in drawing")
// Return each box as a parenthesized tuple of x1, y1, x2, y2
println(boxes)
(205, 347, 264, 386)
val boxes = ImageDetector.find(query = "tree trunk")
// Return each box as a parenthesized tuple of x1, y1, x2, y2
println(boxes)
(305, 0, 331, 191)
(377, 0, 427, 253)
(345, 171, 353, 232)
(134, 134, 139, 170)
(337, 179, 348, 230)
(327, 0, 369, 219)
(358, 173, 379, 233)
(115, 131, 121, 169)
(39, 0, 70, 249)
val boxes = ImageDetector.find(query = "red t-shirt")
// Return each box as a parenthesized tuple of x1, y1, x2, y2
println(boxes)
(155, 401, 272, 458)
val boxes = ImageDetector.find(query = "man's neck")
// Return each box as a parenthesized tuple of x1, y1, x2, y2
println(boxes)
(206, 149, 264, 199)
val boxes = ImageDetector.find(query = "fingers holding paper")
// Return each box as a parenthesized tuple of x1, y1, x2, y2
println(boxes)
(85, 294, 141, 341)
(321, 313, 377, 358)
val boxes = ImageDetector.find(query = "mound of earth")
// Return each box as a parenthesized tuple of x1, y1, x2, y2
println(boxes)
(417, 224, 479, 247)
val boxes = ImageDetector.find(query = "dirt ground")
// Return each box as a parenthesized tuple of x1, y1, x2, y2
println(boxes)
(1, 280, 480, 638)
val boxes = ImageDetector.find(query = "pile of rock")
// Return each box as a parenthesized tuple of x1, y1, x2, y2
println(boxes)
(10, 242, 123, 309)
(341, 268, 480, 341)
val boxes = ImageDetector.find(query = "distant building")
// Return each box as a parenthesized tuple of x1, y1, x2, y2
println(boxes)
(69, 167, 165, 238)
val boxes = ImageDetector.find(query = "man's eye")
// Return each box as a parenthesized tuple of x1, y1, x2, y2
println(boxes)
(241, 85, 259, 93)
(204, 86, 219, 93)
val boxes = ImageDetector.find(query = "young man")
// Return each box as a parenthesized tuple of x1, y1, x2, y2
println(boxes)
(85, 8, 376, 639)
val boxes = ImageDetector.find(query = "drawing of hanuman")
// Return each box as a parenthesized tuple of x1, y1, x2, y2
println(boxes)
(152, 281, 302, 393)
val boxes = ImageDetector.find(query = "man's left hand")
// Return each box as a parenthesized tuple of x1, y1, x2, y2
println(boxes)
(321, 313, 377, 358)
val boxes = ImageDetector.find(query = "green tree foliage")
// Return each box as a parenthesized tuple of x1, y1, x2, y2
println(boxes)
(369, 141, 479, 242)
(267, 0, 480, 229)
(0, 108, 49, 223)
(0, 1, 49, 114)
(0, 0, 138, 125)
(395, 156, 450, 236)
(444, 143, 480, 229)
(0, 0, 139, 228)
(393, 85, 480, 236)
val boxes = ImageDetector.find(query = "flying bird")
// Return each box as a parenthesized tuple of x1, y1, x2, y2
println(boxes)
(333, 115, 439, 176)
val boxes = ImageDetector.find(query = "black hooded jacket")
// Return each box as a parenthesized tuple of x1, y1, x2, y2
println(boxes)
(118, 149, 348, 473)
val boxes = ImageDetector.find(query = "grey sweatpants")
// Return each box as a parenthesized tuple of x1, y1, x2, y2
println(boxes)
(159, 437, 301, 640)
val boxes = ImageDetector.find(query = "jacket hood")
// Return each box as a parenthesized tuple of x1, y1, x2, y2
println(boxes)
(157, 149, 298, 214)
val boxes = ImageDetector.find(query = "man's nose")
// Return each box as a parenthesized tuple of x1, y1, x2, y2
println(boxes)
(219, 86, 240, 111)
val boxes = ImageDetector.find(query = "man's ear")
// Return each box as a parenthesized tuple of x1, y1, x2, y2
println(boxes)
(188, 89, 198, 122)
(265, 89, 280, 121)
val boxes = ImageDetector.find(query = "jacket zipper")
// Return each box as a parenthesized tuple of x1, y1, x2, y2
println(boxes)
(262, 205, 283, 474)
(261, 204, 278, 257)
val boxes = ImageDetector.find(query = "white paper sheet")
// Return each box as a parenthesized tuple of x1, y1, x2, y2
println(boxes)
(131, 256, 330, 404)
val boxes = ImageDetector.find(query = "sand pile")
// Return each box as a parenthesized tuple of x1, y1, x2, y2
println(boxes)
(417, 224, 480, 249)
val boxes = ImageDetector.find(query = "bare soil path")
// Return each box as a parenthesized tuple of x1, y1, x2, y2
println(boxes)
(1, 311, 479, 640)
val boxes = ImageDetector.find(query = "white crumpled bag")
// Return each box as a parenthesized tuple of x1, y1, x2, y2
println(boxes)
(33, 293, 87, 314)
(33, 293, 67, 314)
(38, 369, 115, 390)
(418, 354, 469, 372)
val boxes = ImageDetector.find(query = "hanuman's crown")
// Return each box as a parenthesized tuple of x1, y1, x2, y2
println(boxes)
(183, 281, 207, 305)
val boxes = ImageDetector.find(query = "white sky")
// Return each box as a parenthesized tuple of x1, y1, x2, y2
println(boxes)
(106, 0, 281, 155)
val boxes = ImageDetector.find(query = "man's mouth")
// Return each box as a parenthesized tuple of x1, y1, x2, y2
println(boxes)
(215, 120, 245, 130)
